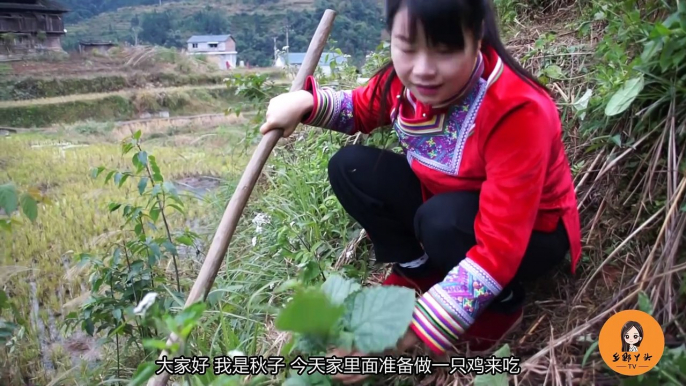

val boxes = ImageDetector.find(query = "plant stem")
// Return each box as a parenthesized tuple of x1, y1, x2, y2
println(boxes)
(123, 242, 148, 358)
(109, 274, 121, 383)
(158, 191, 181, 293)
(138, 143, 181, 293)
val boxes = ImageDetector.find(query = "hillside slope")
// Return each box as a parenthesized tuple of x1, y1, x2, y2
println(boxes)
(62, 0, 385, 67)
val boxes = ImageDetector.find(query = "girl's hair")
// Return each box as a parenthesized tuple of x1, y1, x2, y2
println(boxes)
(621, 321, 644, 352)
(369, 0, 549, 124)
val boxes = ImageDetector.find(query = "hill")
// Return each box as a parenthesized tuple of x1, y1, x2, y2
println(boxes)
(62, 0, 386, 67)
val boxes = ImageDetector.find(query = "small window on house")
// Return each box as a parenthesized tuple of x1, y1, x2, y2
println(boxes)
(209, 43, 218, 48)
(192, 43, 198, 48)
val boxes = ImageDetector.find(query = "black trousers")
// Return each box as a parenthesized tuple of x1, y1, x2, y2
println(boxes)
(327, 145, 570, 311)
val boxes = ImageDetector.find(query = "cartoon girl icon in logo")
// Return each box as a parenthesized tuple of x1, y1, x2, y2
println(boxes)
(621, 321, 644, 352)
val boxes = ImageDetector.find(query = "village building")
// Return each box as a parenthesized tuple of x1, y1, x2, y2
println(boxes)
(274, 52, 348, 76)
(0, 0, 68, 57)
(186, 34, 238, 70)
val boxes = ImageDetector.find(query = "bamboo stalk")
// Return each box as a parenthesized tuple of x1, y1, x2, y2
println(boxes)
(147, 9, 337, 386)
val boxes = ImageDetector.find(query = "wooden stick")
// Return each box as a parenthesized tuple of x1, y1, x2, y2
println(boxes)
(147, 9, 337, 386)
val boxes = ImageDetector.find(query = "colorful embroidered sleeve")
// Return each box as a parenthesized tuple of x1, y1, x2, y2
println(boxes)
(410, 100, 557, 354)
(300, 72, 397, 135)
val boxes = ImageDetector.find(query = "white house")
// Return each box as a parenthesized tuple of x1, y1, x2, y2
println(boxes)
(186, 34, 237, 70)
(274, 52, 348, 76)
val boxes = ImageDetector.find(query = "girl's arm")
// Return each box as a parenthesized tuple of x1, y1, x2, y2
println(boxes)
(300, 70, 399, 135)
(409, 100, 557, 355)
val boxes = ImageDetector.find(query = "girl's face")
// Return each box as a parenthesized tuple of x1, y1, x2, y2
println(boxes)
(624, 326, 642, 345)
(390, 6, 481, 106)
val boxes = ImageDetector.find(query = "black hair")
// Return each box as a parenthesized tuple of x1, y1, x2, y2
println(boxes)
(621, 321, 644, 352)
(369, 0, 550, 124)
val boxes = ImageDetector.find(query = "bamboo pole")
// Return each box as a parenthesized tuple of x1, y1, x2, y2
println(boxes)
(147, 9, 337, 386)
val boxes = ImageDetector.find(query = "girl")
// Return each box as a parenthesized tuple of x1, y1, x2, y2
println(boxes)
(622, 321, 643, 352)
(261, 0, 581, 366)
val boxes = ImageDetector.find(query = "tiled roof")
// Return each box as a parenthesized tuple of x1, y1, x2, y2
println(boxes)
(0, 0, 69, 12)
(187, 35, 233, 43)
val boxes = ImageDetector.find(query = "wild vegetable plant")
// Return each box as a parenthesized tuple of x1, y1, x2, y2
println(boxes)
(275, 274, 417, 386)
(63, 130, 202, 381)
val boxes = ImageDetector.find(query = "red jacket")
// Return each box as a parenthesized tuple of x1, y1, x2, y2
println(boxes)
(302, 45, 581, 354)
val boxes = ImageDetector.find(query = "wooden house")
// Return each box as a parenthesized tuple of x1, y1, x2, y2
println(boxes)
(0, 0, 68, 56)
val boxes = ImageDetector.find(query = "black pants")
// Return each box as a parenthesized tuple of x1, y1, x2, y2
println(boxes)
(327, 145, 570, 311)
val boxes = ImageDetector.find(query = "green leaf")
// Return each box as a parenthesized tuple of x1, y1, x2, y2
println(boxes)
(275, 288, 345, 336)
(610, 134, 622, 147)
(641, 40, 664, 63)
(638, 291, 653, 315)
(346, 286, 416, 353)
(104, 170, 116, 184)
(19, 194, 38, 222)
(474, 344, 511, 386)
(133, 130, 142, 140)
(142, 339, 170, 351)
(109, 203, 122, 212)
(283, 375, 311, 386)
(582, 340, 599, 367)
(659, 38, 678, 73)
(114, 172, 123, 186)
(138, 177, 148, 195)
(91, 166, 106, 179)
(168, 203, 186, 216)
(605, 76, 645, 116)
(0, 183, 18, 214)
(138, 151, 148, 166)
(162, 240, 178, 256)
(128, 361, 157, 386)
(281, 335, 296, 356)
(84, 319, 94, 336)
(543, 65, 564, 80)
(176, 235, 194, 246)
(150, 207, 161, 222)
(118, 173, 130, 188)
(321, 274, 361, 305)
(336, 331, 355, 352)
(163, 182, 179, 199)
(0, 290, 8, 310)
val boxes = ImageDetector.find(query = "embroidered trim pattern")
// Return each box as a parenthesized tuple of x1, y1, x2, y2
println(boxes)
(411, 257, 502, 353)
(394, 78, 487, 176)
(303, 79, 355, 134)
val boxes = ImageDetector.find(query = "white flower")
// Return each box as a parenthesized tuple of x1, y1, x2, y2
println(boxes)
(346, 251, 353, 259)
(133, 292, 158, 316)
(252, 236, 257, 247)
(228, 349, 245, 358)
(252, 213, 271, 227)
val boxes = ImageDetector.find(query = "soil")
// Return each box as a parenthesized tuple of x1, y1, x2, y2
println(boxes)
(175, 175, 222, 198)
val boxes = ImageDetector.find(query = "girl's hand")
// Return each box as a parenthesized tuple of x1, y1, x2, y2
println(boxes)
(329, 328, 424, 384)
(259, 90, 314, 138)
